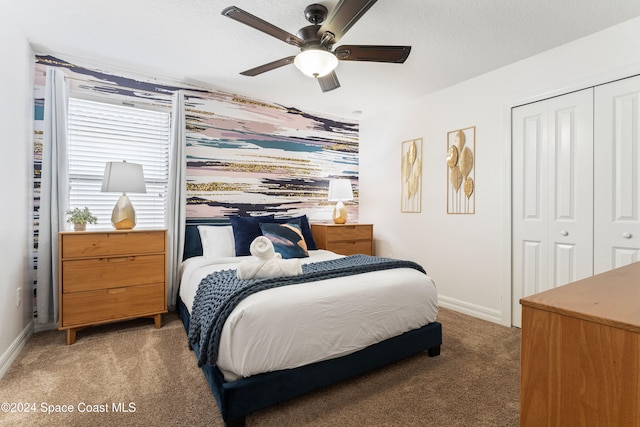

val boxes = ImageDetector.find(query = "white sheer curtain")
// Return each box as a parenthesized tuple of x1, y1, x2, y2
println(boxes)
(166, 90, 186, 308)
(37, 67, 69, 325)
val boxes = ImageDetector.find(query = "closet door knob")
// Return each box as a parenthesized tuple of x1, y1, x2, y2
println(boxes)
(560, 230, 569, 236)
(622, 232, 632, 239)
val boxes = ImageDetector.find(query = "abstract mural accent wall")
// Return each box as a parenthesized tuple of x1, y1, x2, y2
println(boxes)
(33, 55, 359, 227)
(183, 90, 359, 222)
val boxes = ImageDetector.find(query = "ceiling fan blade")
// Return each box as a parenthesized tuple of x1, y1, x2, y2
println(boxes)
(318, 0, 377, 43)
(222, 6, 304, 47)
(334, 45, 411, 63)
(318, 71, 341, 93)
(240, 56, 296, 77)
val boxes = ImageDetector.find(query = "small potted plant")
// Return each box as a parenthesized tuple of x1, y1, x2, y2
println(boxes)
(66, 207, 98, 231)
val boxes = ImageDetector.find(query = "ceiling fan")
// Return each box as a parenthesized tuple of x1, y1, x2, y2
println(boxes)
(222, 0, 411, 92)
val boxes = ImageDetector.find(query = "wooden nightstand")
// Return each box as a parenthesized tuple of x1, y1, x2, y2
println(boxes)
(311, 223, 373, 256)
(58, 229, 167, 345)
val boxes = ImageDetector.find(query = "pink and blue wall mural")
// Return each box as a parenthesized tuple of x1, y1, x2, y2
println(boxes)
(183, 90, 358, 221)
(34, 55, 359, 226)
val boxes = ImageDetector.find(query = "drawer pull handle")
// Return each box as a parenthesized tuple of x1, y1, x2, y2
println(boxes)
(106, 233, 129, 238)
(107, 256, 136, 263)
(107, 288, 127, 295)
(560, 230, 569, 236)
(622, 232, 633, 239)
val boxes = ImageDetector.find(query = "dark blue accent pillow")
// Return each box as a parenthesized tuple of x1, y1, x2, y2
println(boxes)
(229, 214, 275, 256)
(274, 215, 317, 250)
(184, 225, 203, 260)
(260, 222, 309, 259)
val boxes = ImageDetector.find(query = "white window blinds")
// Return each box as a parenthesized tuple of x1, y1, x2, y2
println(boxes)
(67, 97, 171, 229)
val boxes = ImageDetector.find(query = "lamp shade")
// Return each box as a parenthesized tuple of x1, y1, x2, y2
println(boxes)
(101, 161, 146, 194)
(294, 49, 339, 78)
(328, 179, 353, 201)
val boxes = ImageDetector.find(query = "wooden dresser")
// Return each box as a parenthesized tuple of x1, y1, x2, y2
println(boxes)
(58, 229, 167, 345)
(311, 223, 373, 256)
(520, 261, 640, 426)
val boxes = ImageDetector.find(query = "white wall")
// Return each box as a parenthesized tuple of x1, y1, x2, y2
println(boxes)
(0, 17, 35, 377)
(360, 16, 640, 325)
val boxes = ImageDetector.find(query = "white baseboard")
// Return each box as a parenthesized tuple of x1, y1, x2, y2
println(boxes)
(438, 295, 505, 325)
(0, 321, 33, 381)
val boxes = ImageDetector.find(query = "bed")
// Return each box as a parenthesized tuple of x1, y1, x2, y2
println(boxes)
(177, 217, 442, 427)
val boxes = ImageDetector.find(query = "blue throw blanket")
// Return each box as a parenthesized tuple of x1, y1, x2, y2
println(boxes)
(188, 254, 426, 367)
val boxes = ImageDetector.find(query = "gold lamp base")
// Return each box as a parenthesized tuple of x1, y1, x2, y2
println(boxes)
(332, 201, 348, 224)
(111, 194, 137, 230)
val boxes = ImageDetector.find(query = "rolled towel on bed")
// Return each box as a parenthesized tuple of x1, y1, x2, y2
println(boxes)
(236, 257, 302, 280)
(250, 236, 281, 260)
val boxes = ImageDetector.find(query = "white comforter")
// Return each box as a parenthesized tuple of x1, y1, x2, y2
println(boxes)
(179, 250, 438, 381)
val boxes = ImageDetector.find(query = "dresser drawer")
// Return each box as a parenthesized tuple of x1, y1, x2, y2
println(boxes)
(62, 254, 165, 293)
(61, 283, 165, 327)
(324, 224, 372, 242)
(328, 240, 373, 256)
(61, 231, 165, 258)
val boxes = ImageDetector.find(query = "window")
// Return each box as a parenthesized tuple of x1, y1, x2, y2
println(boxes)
(67, 97, 171, 228)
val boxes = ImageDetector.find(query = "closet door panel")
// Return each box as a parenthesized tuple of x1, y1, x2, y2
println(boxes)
(554, 243, 576, 286)
(547, 92, 594, 288)
(512, 88, 593, 327)
(594, 75, 640, 274)
(512, 105, 549, 326)
(522, 241, 542, 298)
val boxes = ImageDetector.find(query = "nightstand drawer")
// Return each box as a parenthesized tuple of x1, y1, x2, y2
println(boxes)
(61, 283, 165, 327)
(61, 231, 165, 258)
(324, 224, 372, 242)
(329, 240, 373, 256)
(311, 224, 374, 255)
(62, 254, 165, 293)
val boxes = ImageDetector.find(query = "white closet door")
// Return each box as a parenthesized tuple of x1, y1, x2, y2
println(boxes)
(594, 75, 640, 274)
(512, 89, 594, 327)
(512, 101, 550, 326)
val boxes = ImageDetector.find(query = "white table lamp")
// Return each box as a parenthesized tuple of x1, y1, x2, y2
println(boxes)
(101, 160, 146, 230)
(328, 179, 354, 224)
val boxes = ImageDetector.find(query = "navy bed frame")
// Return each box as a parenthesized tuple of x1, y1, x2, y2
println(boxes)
(180, 221, 442, 426)
(178, 299, 441, 427)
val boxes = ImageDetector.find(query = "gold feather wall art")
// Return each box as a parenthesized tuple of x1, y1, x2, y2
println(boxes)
(447, 127, 475, 214)
(401, 138, 422, 212)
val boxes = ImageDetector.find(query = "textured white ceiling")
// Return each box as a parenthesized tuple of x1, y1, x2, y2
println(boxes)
(15, 0, 640, 119)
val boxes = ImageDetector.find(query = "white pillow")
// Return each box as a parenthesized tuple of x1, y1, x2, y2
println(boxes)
(197, 225, 236, 258)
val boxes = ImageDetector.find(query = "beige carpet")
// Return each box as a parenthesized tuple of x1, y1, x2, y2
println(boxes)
(0, 308, 520, 427)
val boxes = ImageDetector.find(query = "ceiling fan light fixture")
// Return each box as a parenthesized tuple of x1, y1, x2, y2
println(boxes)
(294, 49, 338, 78)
